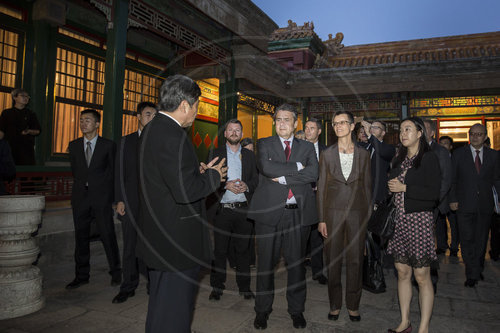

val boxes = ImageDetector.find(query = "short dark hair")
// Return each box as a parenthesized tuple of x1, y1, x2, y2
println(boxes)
(372, 120, 387, 132)
(423, 119, 437, 134)
(332, 110, 354, 124)
(137, 101, 156, 115)
(81, 109, 101, 123)
(439, 135, 453, 145)
(273, 103, 298, 121)
(306, 117, 322, 130)
(11, 88, 28, 98)
(224, 118, 242, 131)
(241, 137, 253, 148)
(469, 123, 486, 134)
(158, 75, 201, 112)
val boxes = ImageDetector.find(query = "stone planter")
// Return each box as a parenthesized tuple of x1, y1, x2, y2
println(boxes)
(0, 195, 45, 320)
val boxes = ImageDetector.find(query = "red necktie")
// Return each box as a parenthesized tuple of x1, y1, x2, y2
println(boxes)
(285, 141, 293, 199)
(475, 150, 481, 174)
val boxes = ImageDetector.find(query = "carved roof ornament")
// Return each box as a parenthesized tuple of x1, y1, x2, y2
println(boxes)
(324, 32, 344, 56)
(270, 20, 319, 41)
(313, 32, 344, 69)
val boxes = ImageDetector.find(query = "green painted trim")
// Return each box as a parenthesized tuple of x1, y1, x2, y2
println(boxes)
(268, 37, 325, 55)
(102, 0, 128, 142)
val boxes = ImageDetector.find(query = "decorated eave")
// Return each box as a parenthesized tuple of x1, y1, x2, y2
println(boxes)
(318, 31, 500, 69)
(268, 20, 325, 55)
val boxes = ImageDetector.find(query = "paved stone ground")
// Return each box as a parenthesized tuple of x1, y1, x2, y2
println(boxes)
(2, 237, 500, 333)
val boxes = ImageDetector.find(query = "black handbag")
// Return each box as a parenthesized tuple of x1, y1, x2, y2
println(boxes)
(367, 194, 396, 241)
(362, 231, 386, 293)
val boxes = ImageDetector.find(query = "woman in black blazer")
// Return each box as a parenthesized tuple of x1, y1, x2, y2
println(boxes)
(386, 117, 440, 333)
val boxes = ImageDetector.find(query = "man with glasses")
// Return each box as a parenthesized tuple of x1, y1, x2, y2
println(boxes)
(360, 120, 395, 205)
(0, 88, 41, 165)
(449, 123, 500, 287)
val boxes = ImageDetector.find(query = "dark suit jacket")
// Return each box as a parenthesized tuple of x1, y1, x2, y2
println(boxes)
(206, 144, 259, 204)
(115, 132, 139, 220)
(68, 136, 116, 210)
(450, 145, 500, 214)
(317, 143, 372, 223)
(360, 136, 395, 203)
(136, 114, 221, 272)
(389, 151, 441, 213)
(248, 136, 319, 227)
(430, 140, 452, 214)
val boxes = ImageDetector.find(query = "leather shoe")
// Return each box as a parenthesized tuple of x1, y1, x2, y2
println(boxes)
(313, 274, 327, 285)
(111, 275, 122, 286)
(65, 278, 89, 290)
(112, 290, 135, 303)
(291, 313, 306, 328)
(254, 312, 269, 330)
(327, 312, 339, 321)
(464, 279, 477, 287)
(239, 290, 255, 300)
(209, 289, 223, 301)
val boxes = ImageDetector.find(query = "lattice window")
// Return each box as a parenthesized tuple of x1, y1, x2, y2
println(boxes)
(52, 46, 105, 153)
(0, 27, 20, 114)
(58, 28, 101, 47)
(0, 4, 23, 20)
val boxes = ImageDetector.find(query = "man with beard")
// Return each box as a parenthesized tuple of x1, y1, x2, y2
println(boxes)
(207, 119, 259, 301)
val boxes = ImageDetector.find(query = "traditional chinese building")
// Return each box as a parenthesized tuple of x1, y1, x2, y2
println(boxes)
(1, 0, 499, 198)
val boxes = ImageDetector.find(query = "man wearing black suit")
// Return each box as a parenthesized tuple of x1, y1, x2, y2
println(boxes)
(450, 124, 500, 287)
(360, 120, 395, 204)
(136, 75, 226, 333)
(249, 104, 318, 330)
(424, 120, 452, 255)
(207, 119, 258, 301)
(66, 109, 121, 289)
(112, 101, 156, 304)
(304, 118, 327, 285)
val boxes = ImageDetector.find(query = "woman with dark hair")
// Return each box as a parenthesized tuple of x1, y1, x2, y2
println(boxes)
(317, 110, 372, 322)
(387, 117, 441, 333)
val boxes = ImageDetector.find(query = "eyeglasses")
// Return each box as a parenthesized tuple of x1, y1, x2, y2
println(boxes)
(370, 125, 383, 130)
(332, 120, 352, 127)
(469, 132, 485, 137)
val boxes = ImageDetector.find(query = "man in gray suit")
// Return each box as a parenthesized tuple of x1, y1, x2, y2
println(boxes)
(449, 123, 500, 287)
(249, 104, 318, 330)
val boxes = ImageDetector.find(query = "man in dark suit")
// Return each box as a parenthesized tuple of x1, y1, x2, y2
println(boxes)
(112, 101, 156, 304)
(207, 119, 258, 301)
(304, 117, 327, 285)
(66, 109, 121, 289)
(360, 120, 395, 204)
(249, 104, 318, 330)
(424, 120, 452, 255)
(450, 123, 500, 287)
(136, 75, 226, 333)
(438, 136, 459, 256)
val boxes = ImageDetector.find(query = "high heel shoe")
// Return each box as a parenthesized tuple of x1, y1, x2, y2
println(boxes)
(388, 323, 412, 333)
(327, 311, 339, 321)
(347, 310, 361, 322)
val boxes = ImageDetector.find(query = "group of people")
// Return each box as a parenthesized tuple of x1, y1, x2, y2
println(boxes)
(4, 75, 498, 333)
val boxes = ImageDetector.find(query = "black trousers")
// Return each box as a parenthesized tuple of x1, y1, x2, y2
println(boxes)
(146, 267, 200, 333)
(457, 211, 492, 280)
(254, 208, 309, 315)
(72, 196, 121, 280)
(436, 211, 460, 252)
(210, 205, 253, 291)
(309, 223, 324, 277)
(490, 213, 500, 259)
(119, 214, 141, 293)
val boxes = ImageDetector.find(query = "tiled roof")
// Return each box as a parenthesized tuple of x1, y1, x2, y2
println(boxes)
(326, 32, 500, 68)
(270, 20, 319, 41)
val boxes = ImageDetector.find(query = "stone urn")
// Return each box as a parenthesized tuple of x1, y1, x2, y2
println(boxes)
(0, 195, 45, 320)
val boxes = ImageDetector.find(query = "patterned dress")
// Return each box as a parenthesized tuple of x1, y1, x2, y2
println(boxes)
(386, 156, 437, 268)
